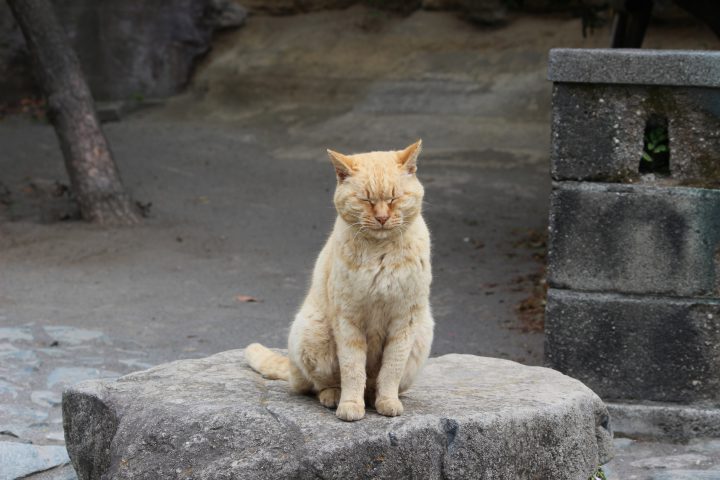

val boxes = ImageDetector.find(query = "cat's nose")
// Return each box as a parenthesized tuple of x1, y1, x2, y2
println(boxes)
(375, 215, 389, 225)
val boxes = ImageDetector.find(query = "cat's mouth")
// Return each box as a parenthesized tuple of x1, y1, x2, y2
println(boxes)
(370, 222, 400, 233)
(348, 217, 401, 235)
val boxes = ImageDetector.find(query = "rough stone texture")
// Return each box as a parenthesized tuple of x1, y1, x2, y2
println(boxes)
(550, 83, 720, 185)
(547, 182, 720, 297)
(667, 87, 720, 183)
(548, 49, 720, 88)
(0, 0, 247, 101)
(545, 289, 720, 403)
(607, 402, 720, 442)
(63, 349, 612, 480)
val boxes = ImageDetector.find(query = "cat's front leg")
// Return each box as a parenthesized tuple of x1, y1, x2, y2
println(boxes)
(375, 321, 414, 417)
(335, 319, 367, 421)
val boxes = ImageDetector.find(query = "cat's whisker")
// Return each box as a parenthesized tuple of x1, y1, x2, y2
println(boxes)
(398, 228, 405, 259)
(340, 220, 365, 235)
(353, 226, 369, 243)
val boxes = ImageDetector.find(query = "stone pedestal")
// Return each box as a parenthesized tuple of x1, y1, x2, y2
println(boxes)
(545, 48, 720, 440)
(62, 350, 612, 479)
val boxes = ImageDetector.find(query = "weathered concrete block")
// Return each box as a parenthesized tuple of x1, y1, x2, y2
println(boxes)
(551, 83, 645, 182)
(550, 84, 720, 184)
(669, 88, 720, 183)
(63, 349, 613, 480)
(548, 182, 720, 297)
(548, 49, 720, 185)
(546, 47, 720, 439)
(548, 49, 720, 87)
(545, 289, 720, 403)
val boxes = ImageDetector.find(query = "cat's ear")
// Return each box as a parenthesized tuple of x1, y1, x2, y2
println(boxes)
(397, 139, 422, 174)
(327, 149, 355, 182)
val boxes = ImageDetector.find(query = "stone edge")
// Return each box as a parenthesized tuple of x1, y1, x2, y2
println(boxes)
(62, 380, 118, 480)
(545, 288, 720, 309)
(551, 180, 720, 198)
(608, 402, 720, 442)
(548, 48, 720, 88)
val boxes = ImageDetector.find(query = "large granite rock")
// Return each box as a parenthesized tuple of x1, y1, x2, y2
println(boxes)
(0, 0, 247, 102)
(240, 0, 355, 15)
(242, 0, 506, 22)
(421, 0, 507, 24)
(0, 4, 34, 102)
(63, 349, 612, 479)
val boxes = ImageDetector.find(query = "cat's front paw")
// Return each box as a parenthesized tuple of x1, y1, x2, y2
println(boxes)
(336, 401, 365, 421)
(318, 388, 341, 408)
(375, 397, 404, 417)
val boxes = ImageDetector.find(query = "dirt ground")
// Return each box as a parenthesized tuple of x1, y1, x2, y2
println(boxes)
(1, 6, 719, 478)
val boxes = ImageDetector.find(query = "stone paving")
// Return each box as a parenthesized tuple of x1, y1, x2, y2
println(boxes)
(0, 325, 151, 479)
(605, 438, 720, 480)
(3, 324, 720, 479)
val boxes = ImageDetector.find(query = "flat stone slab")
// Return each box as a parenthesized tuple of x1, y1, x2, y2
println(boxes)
(608, 402, 720, 442)
(548, 48, 720, 87)
(653, 471, 720, 480)
(62, 350, 613, 480)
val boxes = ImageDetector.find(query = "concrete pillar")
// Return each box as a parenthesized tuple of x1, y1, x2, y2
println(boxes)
(545, 48, 720, 440)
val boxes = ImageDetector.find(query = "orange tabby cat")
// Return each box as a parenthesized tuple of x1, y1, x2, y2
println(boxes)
(246, 140, 434, 421)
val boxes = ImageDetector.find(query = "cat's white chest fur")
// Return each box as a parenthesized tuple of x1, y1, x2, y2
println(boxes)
(361, 253, 419, 299)
(331, 227, 430, 324)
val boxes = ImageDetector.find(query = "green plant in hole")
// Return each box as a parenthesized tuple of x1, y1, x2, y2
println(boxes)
(642, 126, 668, 162)
(589, 466, 608, 480)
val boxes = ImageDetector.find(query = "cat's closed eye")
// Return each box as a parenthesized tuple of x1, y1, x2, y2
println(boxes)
(359, 196, 400, 205)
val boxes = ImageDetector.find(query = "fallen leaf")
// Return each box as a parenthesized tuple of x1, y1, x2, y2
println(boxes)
(235, 294, 259, 303)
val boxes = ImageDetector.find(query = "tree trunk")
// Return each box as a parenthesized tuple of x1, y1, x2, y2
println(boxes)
(6, 0, 140, 224)
(610, 0, 653, 48)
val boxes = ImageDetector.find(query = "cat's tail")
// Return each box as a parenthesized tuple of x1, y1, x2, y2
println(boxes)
(244, 343, 290, 381)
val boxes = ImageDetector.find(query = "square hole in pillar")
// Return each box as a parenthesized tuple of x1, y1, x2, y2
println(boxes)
(639, 115, 670, 176)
